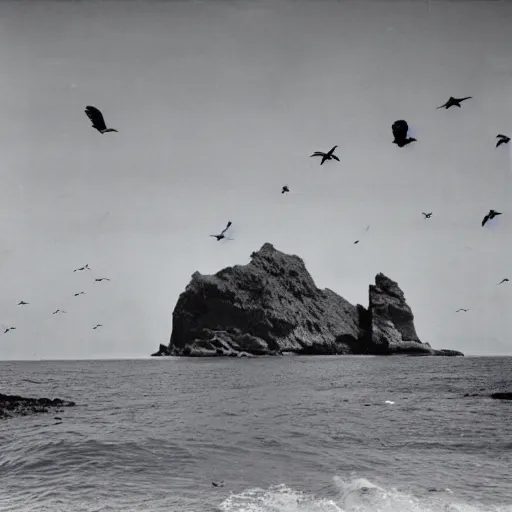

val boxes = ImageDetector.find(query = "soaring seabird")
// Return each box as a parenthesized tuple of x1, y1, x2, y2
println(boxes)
(391, 120, 417, 147)
(94, 278, 111, 282)
(74, 292, 85, 297)
(53, 309, 66, 314)
(210, 221, 233, 241)
(17, 301, 29, 306)
(437, 96, 472, 109)
(482, 209, 502, 227)
(456, 308, 469, 313)
(310, 145, 340, 165)
(496, 134, 510, 148)
(212, 481, 224, 488)
(4, 327, 16, 334)
(73, 264, 90, 272)
(84, 106, 118, 134)
(422, 212, 433, 219)
(498, 278, 509, 285)
(281, 185, 289, 194)
(92, 324, 103, 330)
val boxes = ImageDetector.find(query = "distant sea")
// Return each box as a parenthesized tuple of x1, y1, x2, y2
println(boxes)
(0, 356, 511, 512)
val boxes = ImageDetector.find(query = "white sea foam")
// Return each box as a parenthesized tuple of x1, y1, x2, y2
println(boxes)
(219, 477, 512, 512)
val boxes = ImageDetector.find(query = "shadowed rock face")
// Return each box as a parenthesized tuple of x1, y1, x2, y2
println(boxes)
(154, 243, 463, 357)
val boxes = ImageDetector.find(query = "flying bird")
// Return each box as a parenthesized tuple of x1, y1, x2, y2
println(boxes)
(73, 264, 90, 272)
(354, 240, 360, 244)
(391, 120, 417, 147)
(94, 278, 111, 282)
(437, 96, 472, 109)
(84, 106, 118, 134)
(498, 278, 509, 285)
(496, 134, 510, 148)
(93, 324, 103, 330)
(456, 309, 469, 313)
(210, 221, 233, 241)
(4, 327, 16, 334)
(422, 212, 433, 219)
(310, 145, 340, 165)
(281, 185, 289, 194)
(74, 292, 85, 297)
(482, 209, 502, 227)
(17, 301, 29, 306)
(53, 309, 66, 314)
(212, 481, 224, 488)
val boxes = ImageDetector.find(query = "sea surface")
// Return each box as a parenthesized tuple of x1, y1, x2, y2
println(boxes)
(0, 356, 511, 512)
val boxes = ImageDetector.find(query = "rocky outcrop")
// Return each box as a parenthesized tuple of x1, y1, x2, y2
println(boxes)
(491, 392, 512, 400)
(151, 344, 172, 357)
(0, 393, 76, 420)
(369, 273, 430, 355)
(153, 243, 464, 357)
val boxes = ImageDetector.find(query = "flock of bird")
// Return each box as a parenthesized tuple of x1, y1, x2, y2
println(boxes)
(3, 263, 110, 334)
(2, 96, 510, 334)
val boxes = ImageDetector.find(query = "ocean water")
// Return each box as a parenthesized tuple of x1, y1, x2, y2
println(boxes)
(0, 356, 511, 512)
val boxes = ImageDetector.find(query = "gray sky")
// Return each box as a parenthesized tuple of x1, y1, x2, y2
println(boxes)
(0, 0, 511, 359)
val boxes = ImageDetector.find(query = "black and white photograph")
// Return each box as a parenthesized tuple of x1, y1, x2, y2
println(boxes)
(1, 0, 511, 510)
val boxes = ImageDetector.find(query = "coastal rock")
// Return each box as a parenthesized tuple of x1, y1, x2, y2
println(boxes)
(490, 392, 512, 400)
(0, 393, 76, 420)
(151, 344, 172, 357)
(154, 243, 464, 357)
(369, 273, 431, 355)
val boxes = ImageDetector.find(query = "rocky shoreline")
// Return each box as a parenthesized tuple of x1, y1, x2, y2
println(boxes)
(0, 393, 76, 420)
(153, 243, 464, 358)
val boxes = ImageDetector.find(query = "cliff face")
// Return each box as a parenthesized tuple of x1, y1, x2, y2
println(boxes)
(369, 273, 430, 354)
(154, 243, 463, 357)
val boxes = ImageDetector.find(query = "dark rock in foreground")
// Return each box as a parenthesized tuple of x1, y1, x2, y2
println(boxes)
(0, 393, 76, 420)
(154, 243, 464, 358)
(490, 392, 512, 400)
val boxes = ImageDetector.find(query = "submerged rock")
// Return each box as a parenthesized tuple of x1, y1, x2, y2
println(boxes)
(154, 243, 464, 357)
(0, 393, 76, 420)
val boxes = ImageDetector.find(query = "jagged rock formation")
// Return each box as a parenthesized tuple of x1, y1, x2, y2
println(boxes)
(154, 243, 464, 357)
(0, 393, 76, 420)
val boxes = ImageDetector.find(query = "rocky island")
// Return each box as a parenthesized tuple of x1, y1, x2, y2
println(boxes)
(153, 243, 464, 358)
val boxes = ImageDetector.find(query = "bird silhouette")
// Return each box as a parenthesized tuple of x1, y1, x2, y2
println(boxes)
(85, 106, 118, 134)
(422, 212, 433, 219)
(437, 96, 472, 109)
(53, 309, 66, 314)
(74, 292, 85, 297)
(456, 309, 469, 313)
(94, 278, 111, 282)
(73, 264, 90, 272)
(391, 120, 417, 147)
(4, 327, 16, 334)
(354, 240, 360, 244)
(210, 221, 233, 241)
(212, 481, 224, 488)
(17, 301, 29, 306)
(281, 185, 289, 194)
(310, 145, 340, 165)
(93, 324, 103, 330)
(482, 209, 502, 227)
(496, 134, 510, 148)
(498, 278, 509, 285)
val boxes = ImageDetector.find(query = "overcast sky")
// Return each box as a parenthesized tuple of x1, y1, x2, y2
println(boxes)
(0, 0, 511, 360)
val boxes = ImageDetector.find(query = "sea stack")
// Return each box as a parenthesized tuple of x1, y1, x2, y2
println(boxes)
(153, 243, 464, 357)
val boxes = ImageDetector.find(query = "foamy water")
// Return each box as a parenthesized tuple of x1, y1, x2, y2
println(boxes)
(0, 356, 511, 511)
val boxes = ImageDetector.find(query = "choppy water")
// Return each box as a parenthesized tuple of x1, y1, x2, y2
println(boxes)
(0, 356, 511, 512)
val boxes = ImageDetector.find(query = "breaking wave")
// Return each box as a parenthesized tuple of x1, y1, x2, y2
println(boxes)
(219, 477, 512, 512)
